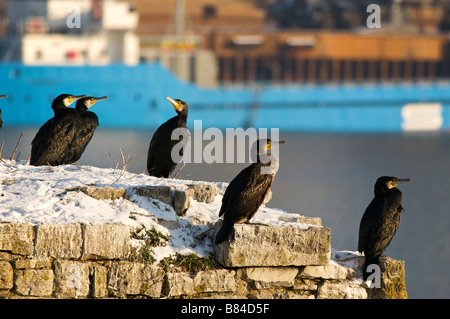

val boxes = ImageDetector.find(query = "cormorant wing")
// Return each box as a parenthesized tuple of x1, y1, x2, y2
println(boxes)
(147, 118, 175, 157)
(219, 163, 274, 223)
(66, 114, 99, 163)
(31, 115, 79, 166)
(371, 199, 403, 257)
(31, 117, 57, 161)
(359, 197, 380, 253)
(358, 195, 403, 257)
(147, 116, 185, 177)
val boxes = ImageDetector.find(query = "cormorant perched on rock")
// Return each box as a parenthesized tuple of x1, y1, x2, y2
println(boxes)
(30, 94, 86, 166)
(64, 96, 107, 164)
(358, 176, 411, 280)
(147, 96, 188, 178)
(215, 139, 286, 245)
(0, 95, 7, 129)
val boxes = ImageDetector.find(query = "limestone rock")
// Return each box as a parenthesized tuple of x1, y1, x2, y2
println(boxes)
(172, 188, 194, 215)
(0, 223, 34, 256)
(76, 186, 127, 200)
(34, 224, 83, 259)
(277, 214, 322, 226)
(82, 224, 130, 260)
(333, 253, 408, 299)
(163, 272, 194, 297)
(53, 260, 90, 298)
(134, 186, 173, 206)
(0, 261, 13, 290)
(107, 261, 164, 297)
(193, 269, 236, 294)
(163, 269, 236, 297)
(134, 183, 218, 216)
(12, 259, 52, 269)
(90, 264, 108, 298)
(14, 269, 54, 297)
(367, 257, 408, 299)
(172, 184, 218, 215)
(293, 280, 318, 292)
(12, 258, 53, 296)
(248, 289, 316, 299)
(297, 216, 322, 226)
(0, 252, 14, 261)
(299, 263, 351, 280)
(214, 222, 331, 267)
(187, 184, 218, 203)
(317, 281, 368, 299)
(242, 267, 298, 289)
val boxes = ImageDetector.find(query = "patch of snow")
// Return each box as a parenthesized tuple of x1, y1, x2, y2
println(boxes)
(331, 248, 365, 279)
(251, 206, 316, 229)
(0, 160, 322, 263)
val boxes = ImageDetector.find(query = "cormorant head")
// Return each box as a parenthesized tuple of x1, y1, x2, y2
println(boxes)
(52, 94, 86, 110)
(374, 176, 411, 195)
(256, 139, 287, 156)
(166, 96, 188, 116)
(76, 96, 108, 112)
(255, 139, 286, 166)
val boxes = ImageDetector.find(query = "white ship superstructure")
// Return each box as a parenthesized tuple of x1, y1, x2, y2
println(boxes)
(2, 0, 140, 65)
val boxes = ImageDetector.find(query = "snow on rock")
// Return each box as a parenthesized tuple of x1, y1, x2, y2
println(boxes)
(0, 160, 321, 263)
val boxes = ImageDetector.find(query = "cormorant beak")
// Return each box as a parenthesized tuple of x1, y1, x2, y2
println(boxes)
(71, 95, 87, 103)
(387, 178, 411, 189)
(166, 96, 181, 109)
(88, 96, 108, 107)
(268, 140, 286, 150)
(0, 95, 7, 99)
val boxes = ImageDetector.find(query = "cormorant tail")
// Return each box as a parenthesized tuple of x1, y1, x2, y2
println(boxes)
(215, 220, 235, 245)
(363, 256, 380, 280)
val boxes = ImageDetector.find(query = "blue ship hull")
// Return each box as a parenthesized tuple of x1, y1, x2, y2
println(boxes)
(1, 62, 450, 132)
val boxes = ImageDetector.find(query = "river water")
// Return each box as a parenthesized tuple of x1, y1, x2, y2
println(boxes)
(1, 126, 449, 299)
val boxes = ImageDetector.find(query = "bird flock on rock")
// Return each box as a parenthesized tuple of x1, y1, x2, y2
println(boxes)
(0, 93, 411, 282)
(28, 94, 107, 166)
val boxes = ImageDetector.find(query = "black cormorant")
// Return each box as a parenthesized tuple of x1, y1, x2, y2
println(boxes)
(30, 94, 86, 166)
(64, 96, 107, 164)
(358, 176, 411, 280)
(147, 96, 188, 178)
(0, 95, 7, 129)
(215, 138, 286, 245)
